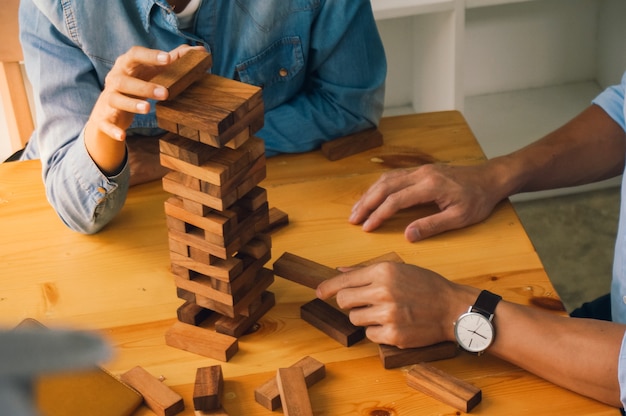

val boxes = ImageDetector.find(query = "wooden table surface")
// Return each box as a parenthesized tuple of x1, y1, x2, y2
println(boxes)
(0, 112, 617, 415)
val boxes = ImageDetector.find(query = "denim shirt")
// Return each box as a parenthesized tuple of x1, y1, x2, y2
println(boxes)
(18, 0, 387, 233)
(592, 71, 626, 408)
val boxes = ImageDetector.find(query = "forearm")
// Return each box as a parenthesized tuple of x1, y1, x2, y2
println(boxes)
(490, 301, 625, 407)
(485, 104, 626, 199)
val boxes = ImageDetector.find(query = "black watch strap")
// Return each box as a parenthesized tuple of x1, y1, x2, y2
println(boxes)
(472, 290, 502, 318)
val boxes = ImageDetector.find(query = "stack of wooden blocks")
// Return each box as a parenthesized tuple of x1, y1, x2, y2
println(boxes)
(154, 50, 275, 362)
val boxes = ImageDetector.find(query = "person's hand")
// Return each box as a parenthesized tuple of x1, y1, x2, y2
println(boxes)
(349, 163, 505, 242)
(316, 262, 477, 348)
(85, 45, 204, 175)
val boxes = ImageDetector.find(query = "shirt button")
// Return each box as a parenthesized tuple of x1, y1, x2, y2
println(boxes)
(623, 295, 626, 304)
(278, 68, 288, 77)
(97, 187, 106, 194)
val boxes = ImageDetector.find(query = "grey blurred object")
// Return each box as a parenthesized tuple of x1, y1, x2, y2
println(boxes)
(0, 322, 111, 416)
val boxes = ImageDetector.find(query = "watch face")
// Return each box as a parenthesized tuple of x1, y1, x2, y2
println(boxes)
(455, 312, 494, 353)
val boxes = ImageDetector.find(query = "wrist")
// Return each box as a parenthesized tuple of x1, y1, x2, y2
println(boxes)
(443, 284, 481, 342)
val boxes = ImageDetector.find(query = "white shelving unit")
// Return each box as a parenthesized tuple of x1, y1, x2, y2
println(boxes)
(373, 0, 626, 199)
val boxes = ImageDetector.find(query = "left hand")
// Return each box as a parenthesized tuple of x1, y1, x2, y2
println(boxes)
(316, 262, 476, 348)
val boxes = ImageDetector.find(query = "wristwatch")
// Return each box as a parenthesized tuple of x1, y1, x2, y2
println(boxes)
(454, 290, 502, 355)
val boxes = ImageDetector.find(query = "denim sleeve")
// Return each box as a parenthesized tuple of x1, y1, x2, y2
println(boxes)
(257, 0, 387, 155)
(592, 72, 626, 132)
(19, 0, 130, 234)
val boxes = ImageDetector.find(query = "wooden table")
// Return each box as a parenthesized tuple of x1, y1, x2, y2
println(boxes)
(0, 112, 616, 415)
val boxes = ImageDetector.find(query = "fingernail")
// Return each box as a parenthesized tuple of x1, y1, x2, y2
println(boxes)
(136, 102, 149, 112)
(349, 211, 358, 223)
(406, 228, 420, 242)
(154, 86, 167, 99)
(157, 52, 169, 63)
(362, 219, 372, 231)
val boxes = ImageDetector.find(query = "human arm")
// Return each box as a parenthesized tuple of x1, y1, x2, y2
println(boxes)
(350, 104, 626, 241)
(316, 262, 626, 407)
(254, 0, 386, 155)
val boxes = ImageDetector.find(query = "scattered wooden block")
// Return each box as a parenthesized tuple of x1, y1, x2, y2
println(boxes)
(320, 127, 383, 161)
(254, 356, 326, 411)
(300, 298, 365, 347)
(272, 252, 338, 289)
(164, 321, 238, 362)
(378, 342, 458, 369)
(151, 49, 213, 101)
(119, 366, 184, 416)
(351, 251, 405, 267)
(276, 367, 314, 416)
(406, 363, 481, 413)
(193, 365, 224, 411)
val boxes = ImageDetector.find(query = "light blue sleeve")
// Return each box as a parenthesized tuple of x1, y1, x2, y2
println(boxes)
(592, 72, 626, 132)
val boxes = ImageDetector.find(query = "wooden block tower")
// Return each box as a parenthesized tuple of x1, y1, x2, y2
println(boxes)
(154, 50, 275, 362)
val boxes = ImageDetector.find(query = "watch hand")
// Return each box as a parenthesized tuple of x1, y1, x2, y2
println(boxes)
(470, 329, 487, 339)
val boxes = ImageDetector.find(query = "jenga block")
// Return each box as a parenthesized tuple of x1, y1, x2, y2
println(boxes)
(165, 197, 237, 237)
(238, 186, 267, 211)
(170, 250, 243, 281)
(254, 356, 325, 411)
(351, 251, 405, 267)
(237, 235, 271, 260)
(157, 94, 235, 137)
(300, 298, 365, 347)
(174, 274, 236, 306)
(199, 101, 264, 148)
(200, 153, 265, 199)
(160, 153, 230, 186)
(160, 133, 219, 166)
(119, 366, 184, 416)
(265, 207, 289, 233)
(276, 367, 314, 416)
(195, 74, 263, 111)
(320, 127, 383, 161)
(193, 365, 224, 411)
(225, 127, 251, 150)
(185, 76, 254, 122)
(215, 291, 275, 337)
(177, 287, 196, 303)
(165, 321, 239, 362)
(273, 252, 338, 289)
(195, 268, 274, 318)
(378, 342, 459, 370)
(151, 49, 213, 101)
(177, 301, 213, 326)
(406, 363, 481, 413)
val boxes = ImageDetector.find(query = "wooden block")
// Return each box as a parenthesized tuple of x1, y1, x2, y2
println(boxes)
(199, 101, 264, 148)
(170, 250, 243, 281)
(195, 74, 263, 110)
(160, 133, 218, 166)
(378, 342, 459, 369)
(272, 252, 338, 289)
(265, 207, 289, 233)
(165, 197, 236, 237)
(200, 153, 266, 199)
(195, 268, 274, 318)
(177, 301, 213, 326)
(193, 365, 224, 411)
(215, 291, 275, 338)
(351, 251, 405, 267)
(151, 49, 213, 101)
(185, 76, 253, 122)
(406, 363, 481, 413)
(160, 153, 230, 187)
(300, 298, 365, 347)
(320, 127, 383, 161)
(119, 366, 184, 416)
(157, 95, 234, 137)
(254, 356, 325, 411)
(165, 321, 238, 362)
(276, 367, 314, 416)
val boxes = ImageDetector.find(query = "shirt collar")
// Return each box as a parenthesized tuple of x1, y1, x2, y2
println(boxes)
(136, 0, 173, 32)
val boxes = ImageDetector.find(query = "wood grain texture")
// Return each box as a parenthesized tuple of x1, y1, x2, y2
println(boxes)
(150, 49, 213, 101)
(272, 252, 339, 289)
(321, 127, 383, 161)
(254, 356, 326, 411)
(193, 365, 224, 411)
(406, 363, 481, 413)
(378, 342, 458, 369)
(276, 367, 314, 416)
(215, 290, 275, 337)
(300, 298, 365, 347)
(164, 321, 239, 362)
(120, 365, 185, 416)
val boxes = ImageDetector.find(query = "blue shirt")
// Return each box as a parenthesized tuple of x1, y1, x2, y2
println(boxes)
(18, 0, 387, 233)
(592, 71, 626, 408)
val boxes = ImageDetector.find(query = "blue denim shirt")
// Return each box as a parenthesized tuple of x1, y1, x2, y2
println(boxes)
(18, 0, 386, 233)
(592, 71, 626, 408)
